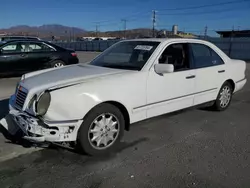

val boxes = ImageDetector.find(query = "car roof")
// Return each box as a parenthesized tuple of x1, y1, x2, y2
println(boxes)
(124, 38, 207, 43)
(0, 39, 48, 44)
(0, 36, 40, 39)
(122, 38, 217, 47)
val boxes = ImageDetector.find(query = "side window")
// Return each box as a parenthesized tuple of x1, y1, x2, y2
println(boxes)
(26, 42, 54, 52)
(0, 42, 25, 54)
(158, 43, 191, 72)
(191, 43, 224, 68)
(211, 49, 224, 65)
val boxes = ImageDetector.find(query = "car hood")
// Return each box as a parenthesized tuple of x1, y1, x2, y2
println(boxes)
(20, 64, 130, 92)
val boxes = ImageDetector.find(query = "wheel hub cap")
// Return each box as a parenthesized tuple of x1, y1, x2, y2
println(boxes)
(219, 86, 231, 108)
(54, 63, 64, 67)
(88, 113, 119, 150)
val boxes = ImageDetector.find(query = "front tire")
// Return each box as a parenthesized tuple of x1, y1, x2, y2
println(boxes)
(213, 82, 233, 111)
(77, 103, 125, 156)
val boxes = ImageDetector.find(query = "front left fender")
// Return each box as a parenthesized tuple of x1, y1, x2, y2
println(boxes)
(44, 86, 102, 121)
(42, 71, 147, 123)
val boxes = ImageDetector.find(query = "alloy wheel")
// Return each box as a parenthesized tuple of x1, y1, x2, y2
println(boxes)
(88, 113, 120, 150)
(54, 62, 64, 67)
(219, 85, 232, 108)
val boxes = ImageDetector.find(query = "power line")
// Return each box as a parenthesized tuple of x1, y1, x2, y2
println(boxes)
(92, 0, 250, 24)
(85, 0, 250, 31)
(91, 12, 150, 26)
(157, 0, 250, 11)
(158, 7, 249, 16)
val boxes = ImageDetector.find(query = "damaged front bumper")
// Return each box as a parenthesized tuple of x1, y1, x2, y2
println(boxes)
(0, 95, 83, 143)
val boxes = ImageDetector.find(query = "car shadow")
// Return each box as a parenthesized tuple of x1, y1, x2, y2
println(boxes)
(0, 98, 15, 142)
(0, 98, 9, 120)
(0, 98, 33, 148)
(0, 73, 22, 79)
(47, 137, 149, 159)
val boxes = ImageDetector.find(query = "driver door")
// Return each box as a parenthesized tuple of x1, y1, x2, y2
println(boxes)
(146, 42, 196, 118)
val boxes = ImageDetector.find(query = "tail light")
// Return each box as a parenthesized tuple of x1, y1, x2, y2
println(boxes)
(71, 52, 77, 57)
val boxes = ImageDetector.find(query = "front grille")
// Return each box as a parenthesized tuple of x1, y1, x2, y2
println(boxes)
(15, 87, 28, 109)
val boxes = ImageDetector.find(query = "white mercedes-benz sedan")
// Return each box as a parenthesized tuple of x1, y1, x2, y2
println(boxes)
(1, 38, 247, 155)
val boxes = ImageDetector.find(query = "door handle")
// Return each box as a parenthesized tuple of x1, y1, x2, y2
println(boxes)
(186, 75, 196, 79)
(218, 70, 225, 73)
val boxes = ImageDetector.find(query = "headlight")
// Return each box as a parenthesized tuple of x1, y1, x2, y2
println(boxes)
(36, 91, 51, 116)
(28, 94, 37, 109)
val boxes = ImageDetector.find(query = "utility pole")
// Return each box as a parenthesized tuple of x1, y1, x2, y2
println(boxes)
(231, 25, 235, 38)
(152, 10, 156, 38)
(229, 25, 235, 58)
(204, 26, 208, 39)
(72, 28, 74, 41)
(121, 19, 127, 39)
(95, 23, 99, 37)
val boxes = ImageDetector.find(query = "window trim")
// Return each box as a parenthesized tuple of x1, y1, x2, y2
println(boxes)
(189, 43, 225, 69)
(25, 41, 56, 52)
(150, 42, 195, 73)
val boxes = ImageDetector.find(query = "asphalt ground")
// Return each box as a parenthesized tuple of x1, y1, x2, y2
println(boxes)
(0, 53, 249, 188)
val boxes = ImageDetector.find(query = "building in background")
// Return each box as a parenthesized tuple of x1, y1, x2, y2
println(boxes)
(172, 25, 178, 35)
(216, 30, 250, 38)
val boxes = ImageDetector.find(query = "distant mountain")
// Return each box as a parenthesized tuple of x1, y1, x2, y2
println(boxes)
(0, 24, 199, 40)
(82, 28, 154, 38)
(82, 28, 184, 39)
(0, 24, 87, 37)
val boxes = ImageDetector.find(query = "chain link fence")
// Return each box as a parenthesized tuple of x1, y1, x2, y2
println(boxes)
(54, 38, 250, 60)
(54, 40, 121, 52)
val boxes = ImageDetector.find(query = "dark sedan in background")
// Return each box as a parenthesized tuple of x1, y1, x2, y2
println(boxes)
(0, 35, 41, 42)
(0, 40, 79, 75)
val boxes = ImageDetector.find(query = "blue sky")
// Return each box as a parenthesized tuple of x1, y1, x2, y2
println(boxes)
(1, 0, 250, 36)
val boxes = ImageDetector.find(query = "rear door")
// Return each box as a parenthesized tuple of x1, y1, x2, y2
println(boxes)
(189, 43, 226, 105)
(0, 41, 26, 73)
(24, 41, 56, 71)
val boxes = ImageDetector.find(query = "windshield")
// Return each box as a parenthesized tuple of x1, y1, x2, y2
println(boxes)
(89, 41, 160, 71)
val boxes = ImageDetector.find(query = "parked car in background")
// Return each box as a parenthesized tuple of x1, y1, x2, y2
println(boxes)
(1, 38, 246, 156)
(0, 36, 41, 42)
(0, 36, 41, 45)
(0, 40, 79, 75)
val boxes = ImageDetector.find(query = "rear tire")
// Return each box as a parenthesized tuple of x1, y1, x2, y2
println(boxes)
(50, 60, 65, 68)
(213, 82, 233, 111)
(77, 103, 125, 156)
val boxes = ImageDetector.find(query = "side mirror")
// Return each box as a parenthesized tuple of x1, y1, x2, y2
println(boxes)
(154, 64, 174, 74)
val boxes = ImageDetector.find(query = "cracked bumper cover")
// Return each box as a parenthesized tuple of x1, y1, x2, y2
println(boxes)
(0, 95, 83, 143)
